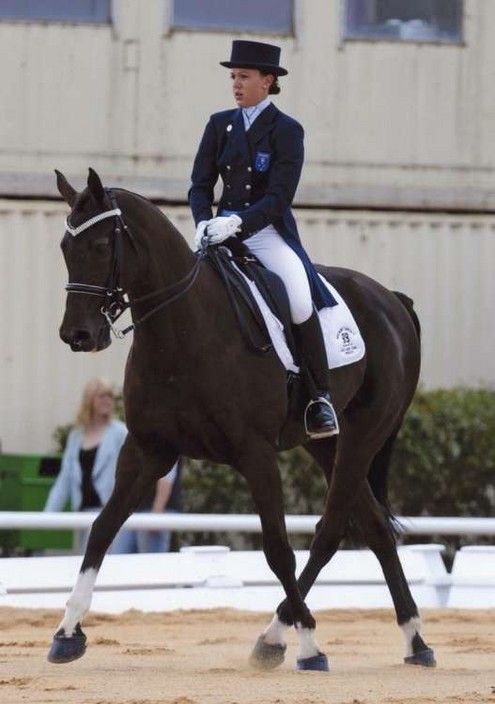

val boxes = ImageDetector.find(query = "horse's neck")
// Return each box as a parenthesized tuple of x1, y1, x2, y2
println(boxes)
(115, 192, 239, 370)
(118, 190, 196, 296)
(116, 190, 219, 357)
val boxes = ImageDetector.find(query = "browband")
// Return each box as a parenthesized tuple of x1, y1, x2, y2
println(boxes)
(65, 208, 121, 237)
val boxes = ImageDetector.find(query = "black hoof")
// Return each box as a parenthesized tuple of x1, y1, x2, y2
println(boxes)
(249, 636, 287, 670)
(404, 648, 436, 667)
(296, 652, 330, 672)
(48, 625, 87, 664)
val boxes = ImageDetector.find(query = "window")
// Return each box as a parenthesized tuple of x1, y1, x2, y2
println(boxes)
(0, 0, 111, 23)
(171, 0, 293, 34)
(343, 0, 463, 43)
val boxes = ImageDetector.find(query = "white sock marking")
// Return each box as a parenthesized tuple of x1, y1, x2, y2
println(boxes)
(401, 616, 422, 657)
(58, 568, 98, 635)
(295, 622, 321, 660)
(262, 614, 287, 646)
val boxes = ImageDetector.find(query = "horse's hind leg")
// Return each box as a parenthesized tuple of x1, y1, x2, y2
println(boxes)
(48, 436, 177, 664)
(239, 440, 328, 672)
(272, 434, 385, 625)
(351, 483, 436, 667)
(274, 434, 435, 668)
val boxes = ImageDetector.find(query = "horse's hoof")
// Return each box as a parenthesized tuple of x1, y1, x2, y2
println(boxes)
(249, 636, 287, 670)
(404, 648, 436, 667)
(296, 652, 330, 672)
(48, 626, 87, 664)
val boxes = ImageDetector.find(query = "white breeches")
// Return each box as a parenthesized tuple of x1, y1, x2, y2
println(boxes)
(243, 226, 313, 324)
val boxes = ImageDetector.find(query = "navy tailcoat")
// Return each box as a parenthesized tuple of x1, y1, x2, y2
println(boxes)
(189, 103, 336, 309)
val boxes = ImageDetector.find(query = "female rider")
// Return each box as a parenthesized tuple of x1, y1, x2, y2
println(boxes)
(189, 40, 339, 439)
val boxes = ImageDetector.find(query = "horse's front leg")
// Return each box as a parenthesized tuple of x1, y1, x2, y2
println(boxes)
(48, 436, 177, 664)
(238, 442, 329, 672)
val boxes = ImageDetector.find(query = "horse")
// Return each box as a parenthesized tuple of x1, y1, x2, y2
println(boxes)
(48, 167, 435, 671)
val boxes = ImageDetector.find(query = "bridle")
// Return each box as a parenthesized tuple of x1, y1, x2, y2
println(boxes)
(64, 189, 206, 338)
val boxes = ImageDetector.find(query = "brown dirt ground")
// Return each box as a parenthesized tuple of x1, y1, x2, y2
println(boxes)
(0, 607, 494, 704)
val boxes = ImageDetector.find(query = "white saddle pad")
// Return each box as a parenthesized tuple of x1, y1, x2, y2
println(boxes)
(234, 267, 366, 374)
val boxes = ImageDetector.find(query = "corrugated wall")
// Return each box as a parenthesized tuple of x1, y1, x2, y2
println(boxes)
(2, 1, 495, 211)
(1, 200, 494, 453)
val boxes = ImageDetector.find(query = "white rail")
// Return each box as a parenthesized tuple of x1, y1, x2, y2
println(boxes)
(0, 512, 494, 535)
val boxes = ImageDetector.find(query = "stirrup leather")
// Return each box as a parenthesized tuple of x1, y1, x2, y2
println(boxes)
(304, 396, 340, 438)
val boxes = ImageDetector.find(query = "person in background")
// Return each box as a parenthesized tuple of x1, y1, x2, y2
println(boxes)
(114, 458, 183, 553)
(189, 40, 339, 439)
(44, 377, 127, 554)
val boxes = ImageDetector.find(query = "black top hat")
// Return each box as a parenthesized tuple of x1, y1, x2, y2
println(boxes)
(220, 40, 288, 76)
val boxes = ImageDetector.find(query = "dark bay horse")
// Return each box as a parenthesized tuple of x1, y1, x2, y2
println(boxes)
(48, 168, 435, 671)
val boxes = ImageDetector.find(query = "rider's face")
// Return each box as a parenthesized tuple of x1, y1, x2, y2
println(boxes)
(230, 68, 273, 108)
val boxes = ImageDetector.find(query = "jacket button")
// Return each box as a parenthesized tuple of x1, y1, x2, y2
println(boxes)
(227, 202, 232, 206)
(226, 184, 232, 189)
(226, 165, 231, 170)
(244, 202, 250, 207)
(245, 184, 251, 190)
(247, 166, 252, 172)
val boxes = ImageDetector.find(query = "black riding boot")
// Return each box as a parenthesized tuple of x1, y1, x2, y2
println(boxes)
(294, 311, 339, 438)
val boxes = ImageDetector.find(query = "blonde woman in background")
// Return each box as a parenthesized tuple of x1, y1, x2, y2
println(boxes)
(44, 377, 128, 554)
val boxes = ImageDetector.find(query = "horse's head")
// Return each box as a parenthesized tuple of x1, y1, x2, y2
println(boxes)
(57, 168, 120, 352)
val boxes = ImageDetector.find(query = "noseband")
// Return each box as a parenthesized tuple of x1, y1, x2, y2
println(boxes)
(65, 189, 205, 338)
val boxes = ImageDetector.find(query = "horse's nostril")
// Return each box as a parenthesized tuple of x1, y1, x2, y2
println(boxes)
(60, 328, 92, 346)
(73, 329, 92, 341)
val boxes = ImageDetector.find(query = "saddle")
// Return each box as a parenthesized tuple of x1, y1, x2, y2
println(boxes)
(204, 239, 309, 449)
(205, 238, 299, 362)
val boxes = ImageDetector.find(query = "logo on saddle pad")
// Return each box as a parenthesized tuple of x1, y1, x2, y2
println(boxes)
(255, 151, 271, 172)
(337, 326, 359, 356)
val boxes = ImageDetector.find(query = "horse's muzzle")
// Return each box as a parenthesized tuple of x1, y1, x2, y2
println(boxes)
(59, 326, 110, 352)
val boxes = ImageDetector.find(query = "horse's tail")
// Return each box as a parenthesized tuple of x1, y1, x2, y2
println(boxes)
(359, 290, 420, 538)
(362, 291, 420, 537)
(393, 290, 421, 343)
(366, 427, 402, 536)
(348, 291, 419, 545)
(346, 425, 403, 546)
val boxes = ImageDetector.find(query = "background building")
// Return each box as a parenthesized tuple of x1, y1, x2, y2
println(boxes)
(1, 0, 494, 452)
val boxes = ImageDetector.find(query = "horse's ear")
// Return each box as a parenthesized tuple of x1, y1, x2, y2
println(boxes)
(55, 169, 77, 207)
(87, 168, 106, 203)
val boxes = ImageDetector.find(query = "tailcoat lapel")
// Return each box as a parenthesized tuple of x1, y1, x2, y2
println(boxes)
(223, 108, 250, 162)
(246, 103, 278, 146)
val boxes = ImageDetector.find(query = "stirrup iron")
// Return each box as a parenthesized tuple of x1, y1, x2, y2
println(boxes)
(304, 396, 340, 439)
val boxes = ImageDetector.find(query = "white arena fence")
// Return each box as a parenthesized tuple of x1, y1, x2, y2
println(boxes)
(1, 513, 493, 612)
(0, 511, 494, 535)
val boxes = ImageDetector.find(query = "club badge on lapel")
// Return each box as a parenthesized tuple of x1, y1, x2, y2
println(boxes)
(255, 151, 271, 172)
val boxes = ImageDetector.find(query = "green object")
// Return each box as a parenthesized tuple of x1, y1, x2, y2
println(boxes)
(0, 454, 73, 553)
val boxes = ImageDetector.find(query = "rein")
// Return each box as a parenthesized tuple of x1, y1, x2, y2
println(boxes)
(65, 190, 205, 338)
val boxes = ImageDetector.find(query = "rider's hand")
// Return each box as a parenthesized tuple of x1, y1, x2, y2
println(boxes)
(194, 220, 209, 250)
(206, 214, 242, 244)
